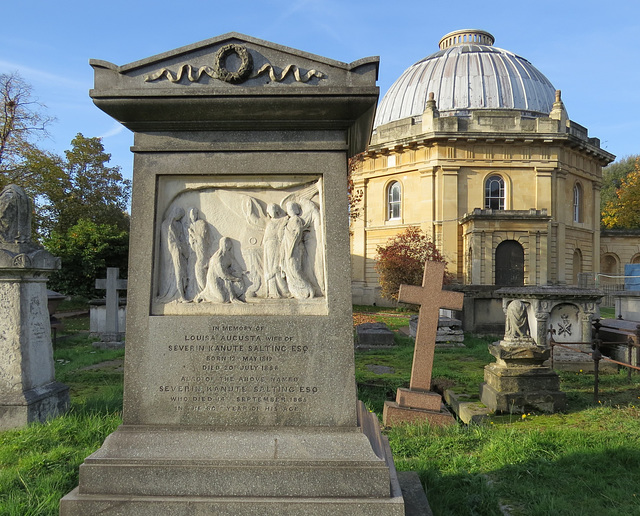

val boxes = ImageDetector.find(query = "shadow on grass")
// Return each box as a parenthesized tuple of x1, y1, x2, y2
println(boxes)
(394, 441, 640, 516)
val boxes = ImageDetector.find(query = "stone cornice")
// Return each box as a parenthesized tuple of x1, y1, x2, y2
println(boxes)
(368, 131, 614, 166)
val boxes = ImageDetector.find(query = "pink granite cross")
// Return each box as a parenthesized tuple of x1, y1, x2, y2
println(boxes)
(398, 261, 464, 392)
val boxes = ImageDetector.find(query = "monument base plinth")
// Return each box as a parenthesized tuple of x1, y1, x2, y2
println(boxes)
(61, 488, 404, 516)
(480, 354, 567, 413)
(0, 381, 69, 431)
(382, 388, 455, 426)
(60, 403, 406, 515)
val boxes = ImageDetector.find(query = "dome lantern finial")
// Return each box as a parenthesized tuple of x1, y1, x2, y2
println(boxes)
(439, 29, 495, 50)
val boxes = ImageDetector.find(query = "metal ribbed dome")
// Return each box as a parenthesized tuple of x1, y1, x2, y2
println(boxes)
(374, 29, 558, 128)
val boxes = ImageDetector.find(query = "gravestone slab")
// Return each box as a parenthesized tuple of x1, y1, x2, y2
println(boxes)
(356, 322, 395, 348)
(60, 33, 407, 515)
(410, 315, 464, 345)
(0, 185, 69, 430)
(89, 299, 126, 338)
(92, 267, 127, 348)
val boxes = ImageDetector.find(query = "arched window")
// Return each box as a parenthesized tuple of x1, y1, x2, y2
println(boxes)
(601, 254, 618, 275)
(495, 240, 524, 286)
(572, 249, 583, 285)
(600, 254, 619, 287)
(573, 183, 582, 223)
(387, 181, 401, 220)
(485, 175, 505, 210)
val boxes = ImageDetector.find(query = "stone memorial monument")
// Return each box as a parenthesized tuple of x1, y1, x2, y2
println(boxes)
(479, 287, 578, 413)
(91, 267, 127, 348)
(383, 261, 464, 426)
(60, 33, 416, 514)
(0, 184, 69, 430)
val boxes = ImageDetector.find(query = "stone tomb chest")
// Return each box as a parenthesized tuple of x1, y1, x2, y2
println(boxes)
(60, 34, 408, 514)
(496, 287, 604, 371)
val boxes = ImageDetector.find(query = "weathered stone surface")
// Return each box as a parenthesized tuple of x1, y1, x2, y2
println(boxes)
(89, 300, 126, 337)
(356, 322, 395, 348)
(0, 185, 68, 430)
(443, 390, 492, 425)
(480, 382, 567, 414)
(61, 33, 411, 515)
(483, 363, 562, 392)
(410, 315, 465, 345)
(92, 267, 127, 348)
(489, 341, 550, 366)
(496, 286, 603, 348)
(383, 401, 455, 426)
(397, 471, 433, 516)
(395, 387, 442, 411)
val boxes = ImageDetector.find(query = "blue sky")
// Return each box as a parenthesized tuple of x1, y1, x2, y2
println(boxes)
(2, 0, 638, 181)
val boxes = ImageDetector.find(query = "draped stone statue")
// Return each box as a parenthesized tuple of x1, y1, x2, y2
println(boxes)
(263, 203, 290, 298)
(505, 300, 530, 340)
(281, 202, 314, 300)
(185, 207, 210, 300)
(157, 206, 188, 303)
(0, 184, 32, 244)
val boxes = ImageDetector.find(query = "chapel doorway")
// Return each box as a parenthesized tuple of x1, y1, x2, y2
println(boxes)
(495, 240, 524, 286)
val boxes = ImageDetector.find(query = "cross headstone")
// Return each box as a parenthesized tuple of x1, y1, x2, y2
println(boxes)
(95, 267, 127, 344)
(383, 261, 464, 426)
(399, 261, 464, 391)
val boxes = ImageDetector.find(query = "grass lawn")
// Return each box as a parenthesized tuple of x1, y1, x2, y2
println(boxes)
(354, 306, 640, 516)
(0, 315, 124, 516)
(1, 307, 638, 515)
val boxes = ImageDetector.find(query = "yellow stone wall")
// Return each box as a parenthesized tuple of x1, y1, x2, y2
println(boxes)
(599, 231, 640, 285)
(351, 107, 614, 305)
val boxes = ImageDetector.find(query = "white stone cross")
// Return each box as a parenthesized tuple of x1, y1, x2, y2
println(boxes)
(95, 267, 128, 342)
(398, 262, 464, 392)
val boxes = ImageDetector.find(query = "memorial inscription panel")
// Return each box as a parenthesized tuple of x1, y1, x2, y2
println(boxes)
(160, 325, 315, 416)
(141, 311, 348, 426)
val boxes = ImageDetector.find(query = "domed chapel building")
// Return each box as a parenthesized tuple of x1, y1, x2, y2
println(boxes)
(350, 30, 616, 324)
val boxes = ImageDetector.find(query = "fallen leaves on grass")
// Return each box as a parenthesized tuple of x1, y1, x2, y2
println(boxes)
(353, 313, 379, 326)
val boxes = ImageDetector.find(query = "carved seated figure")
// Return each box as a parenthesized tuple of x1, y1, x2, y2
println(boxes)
(196, 237, 246, 304)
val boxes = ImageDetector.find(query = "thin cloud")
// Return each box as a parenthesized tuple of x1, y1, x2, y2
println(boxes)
(266, 0, 346, 45)
(99, 123, 125, 139)
(0, 59, 86, 90)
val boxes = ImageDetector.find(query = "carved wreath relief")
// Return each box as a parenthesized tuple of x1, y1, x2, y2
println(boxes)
(145, 43, 325, 85)
(153, 176, 325, 314)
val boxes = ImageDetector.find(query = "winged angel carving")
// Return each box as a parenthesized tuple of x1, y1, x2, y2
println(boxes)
(155, 180, 325, 305)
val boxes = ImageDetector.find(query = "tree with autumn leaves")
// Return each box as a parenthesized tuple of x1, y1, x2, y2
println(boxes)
(602, 157, 640, 229)
(375, 226, 450, 301)
(1, 72, 131, 295)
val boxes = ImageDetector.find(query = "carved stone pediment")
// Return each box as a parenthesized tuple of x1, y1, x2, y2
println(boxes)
(90, 32, 379, 148)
